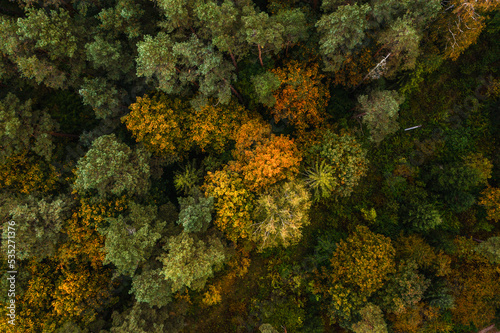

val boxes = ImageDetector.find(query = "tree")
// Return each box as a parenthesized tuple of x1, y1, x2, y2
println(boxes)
(0, 93, 58, 162)
(251, 72, 281, 107)
(231, 119, 302, 191)
(316, 226, 396, 326)
(203, 168, 255, 242)
(241, 5, 284, 66)
(188, 99, 251, 153)
(447, 237, 500, 328)
(478, 186, 500, 222)
(303, 160, 337, 201)
(95, 0, 145, 40)
(159, 232, 227, 293)
(2, 195, 70, 261)
(270, 61, 330, 131)
(195, 0, 250, 68)
(274, 9, 308, 49)
(85, 36, 133, 80)
(99, 202, 167, 276)
(475, 236, 500, 264)
(130, 268, 173, 308)
(78, 77, 124, 119)
(107, 301, 184, 333)
(251, 180, 312, 250)
(123, 93, 190, 158)
(357, 90, 404, 144)
(316, 4, 371, 71)
(136, 34, 236, 106)
(351, 304, 388, 333)
(177, 193, 214, 233)
(74, 134, 151, 197)
(436, 0, 500, 60)
(0, 7, 85, 89)
(425, 163, 481, 213)
(376, 18, 422, 77)
(378, 260, 430, 314)
(306, 130, 368, 197)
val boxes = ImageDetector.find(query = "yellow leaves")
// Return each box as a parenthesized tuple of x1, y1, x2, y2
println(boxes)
(478, 186, 500, 222)
(202, 285, 222, 306)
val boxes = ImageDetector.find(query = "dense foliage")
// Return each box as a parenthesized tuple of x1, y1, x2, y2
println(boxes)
(1, 0, 500, 332)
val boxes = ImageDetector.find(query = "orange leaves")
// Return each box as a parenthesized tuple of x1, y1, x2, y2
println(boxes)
(270, 61, 330, 131)
(231, 119, 302, 191)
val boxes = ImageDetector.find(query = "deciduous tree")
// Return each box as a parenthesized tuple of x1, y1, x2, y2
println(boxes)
(159, 232, 227, 293)
(74, 134, 150, 197)
(251, 180, 311, 250)
(270, 61, 330, 131)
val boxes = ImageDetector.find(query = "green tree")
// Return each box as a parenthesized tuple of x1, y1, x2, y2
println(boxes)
(0, 93, 58, 162)
(351, 303, 388, 333)
(251, 72, 281, 107)
(475, 236, 500, 264)
(136, 34, 236, 106)
(107, 302, 184, 333)
(195, 0, 250, 68)
(358, 90, 404, 144)
(99, 202, 166, 276)
(378, 260, 430, 314)
(78, 77, 124, 119)
(316, 4, 371, 71)
(2, 195, 70, 260)
(130, 268, 173, 308)
(376, 18, 422, 77)
(307, 130, 368, 197)
(74, 134, 151, 197)
(159, 232, 226, 293)
(177, 193, 214, 233)
(251, 180, 312, 250)
(241, 5, 284, 66)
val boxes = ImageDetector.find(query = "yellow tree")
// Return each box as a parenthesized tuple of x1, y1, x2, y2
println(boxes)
(203, 168, 255, 242)
(447, 237, 500, 328)
(315, 225, 396, 327)
(478, 186, 500, 222)
(122, 93, 190, 158)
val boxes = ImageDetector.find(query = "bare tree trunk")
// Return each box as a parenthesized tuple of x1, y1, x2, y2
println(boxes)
(258, 45, 264, 67)
(228, 48, 238, 70)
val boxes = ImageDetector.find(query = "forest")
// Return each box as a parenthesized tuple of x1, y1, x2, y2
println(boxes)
(0, 0, 500, 332)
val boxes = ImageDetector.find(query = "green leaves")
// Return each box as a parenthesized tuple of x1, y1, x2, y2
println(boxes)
(357, 90, 404, 144)
(74, 134, 151, 197)
(177, 194, 214, 233)
(252, 180, 312, 250)
(159, 232, 226, 293)
(0, 93, 58, 162)
(316, 4, 371, 71)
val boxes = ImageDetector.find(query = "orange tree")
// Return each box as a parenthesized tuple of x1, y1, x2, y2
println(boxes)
(270, 61, 330, 132)
(231, 119, 302, 192)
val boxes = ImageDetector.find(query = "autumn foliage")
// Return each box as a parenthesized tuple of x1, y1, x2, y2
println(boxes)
(270, 61, 330, 131)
